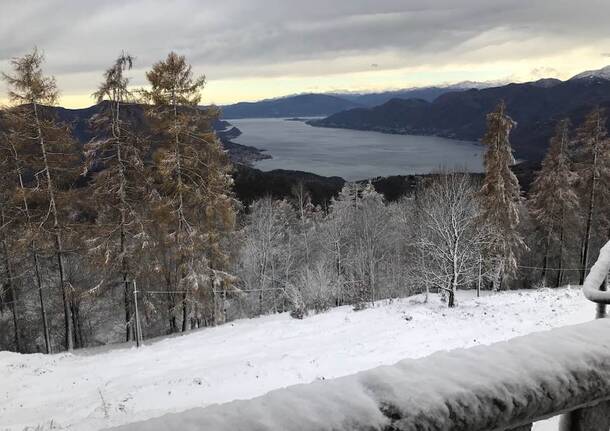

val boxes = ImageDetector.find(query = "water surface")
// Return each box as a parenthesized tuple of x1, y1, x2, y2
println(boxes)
(232, 118, 484, 181)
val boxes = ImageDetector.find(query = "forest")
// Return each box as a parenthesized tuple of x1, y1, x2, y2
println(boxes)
(0, 49, 609, 353)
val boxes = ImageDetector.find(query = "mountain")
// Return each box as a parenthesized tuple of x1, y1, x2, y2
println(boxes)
(0, 102, 269, 166)
(220, 83, 501, 120)
(332, 81, 501, 107)
(570, 65, 610, 81)
(220, 94, 362, 119)
(310, 77, 610, 161)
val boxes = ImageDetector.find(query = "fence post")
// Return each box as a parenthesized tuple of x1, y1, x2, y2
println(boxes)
(133, 280, 142, 348)
(477, 255, 482, 298)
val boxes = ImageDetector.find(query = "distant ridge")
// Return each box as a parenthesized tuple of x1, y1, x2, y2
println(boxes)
(570, 65, 610, 81)
(220, 94, 362, 119)
(219, 82, 497, 119)
(310, 75, 610, 162)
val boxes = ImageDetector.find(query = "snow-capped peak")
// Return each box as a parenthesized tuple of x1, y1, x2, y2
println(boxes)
(570, 65, 610, 81)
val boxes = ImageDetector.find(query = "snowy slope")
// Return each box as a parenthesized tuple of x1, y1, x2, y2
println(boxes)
(570, 65, 610, 80)
(0, 288, 595, 430)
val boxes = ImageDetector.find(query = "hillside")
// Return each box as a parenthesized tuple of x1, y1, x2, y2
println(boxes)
(310, 76, 610, 161)
(0, 287, 591, 430)
(219, 84, 496, 119)
(220, 94, 362, 119)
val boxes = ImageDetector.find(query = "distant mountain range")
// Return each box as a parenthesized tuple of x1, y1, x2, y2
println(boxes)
(218, 82, 498, 119)
(309, 68, 610, 161)
(219, 94, 362, 119)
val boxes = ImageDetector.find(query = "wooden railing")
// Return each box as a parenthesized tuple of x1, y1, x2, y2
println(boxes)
(560, 240, 610, 430)
(109, 242, 610, 431)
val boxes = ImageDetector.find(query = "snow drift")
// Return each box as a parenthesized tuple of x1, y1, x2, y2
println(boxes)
(109, 318, 610, 431)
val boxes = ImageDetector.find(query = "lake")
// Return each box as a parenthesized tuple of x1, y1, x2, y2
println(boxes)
(231, 118, 484, 181)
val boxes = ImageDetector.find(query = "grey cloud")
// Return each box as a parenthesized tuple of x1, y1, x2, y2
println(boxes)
(1, 0, 610, 88)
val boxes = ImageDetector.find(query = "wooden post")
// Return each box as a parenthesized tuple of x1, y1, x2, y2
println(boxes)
(477, 255, 482, 298)
(133, 280, 141, 348)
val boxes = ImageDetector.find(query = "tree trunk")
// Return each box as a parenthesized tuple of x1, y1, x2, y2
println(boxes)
(33, 247, 51, 353)
(448, 289, 456, 308)
(10, 142, 51, 353)
(1, 243, 20, 352)
(33, 102, 73, 350)
(555, 212, 565, 288)
(540, 233, 551, 286)
(181, 290, 189, 332)
(579, 129, 599, 285)
(1, 205, 21, 352)
(124, 273, 132, 342)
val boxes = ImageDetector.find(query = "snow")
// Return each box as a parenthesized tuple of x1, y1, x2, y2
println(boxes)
(0, 288, 597, 430)
(570, 65, 610, 81)
(583, 241, 610, 304)
(110, 317, 610, 431)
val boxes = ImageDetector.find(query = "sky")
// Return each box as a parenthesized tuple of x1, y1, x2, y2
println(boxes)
(2, 0, 610, 108)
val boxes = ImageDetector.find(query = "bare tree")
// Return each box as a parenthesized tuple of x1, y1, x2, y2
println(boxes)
(415, 173, 491, 307)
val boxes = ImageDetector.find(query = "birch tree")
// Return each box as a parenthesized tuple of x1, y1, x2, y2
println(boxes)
(415, 173, 490, 307)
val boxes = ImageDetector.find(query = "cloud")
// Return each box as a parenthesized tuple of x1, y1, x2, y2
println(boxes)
(2, 0, 610, 104)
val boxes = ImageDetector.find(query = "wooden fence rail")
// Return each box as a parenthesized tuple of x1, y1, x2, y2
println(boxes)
(110, 242, 610, 431)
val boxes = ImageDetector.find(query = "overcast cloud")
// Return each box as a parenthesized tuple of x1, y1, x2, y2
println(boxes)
(2, 0, 610, 105)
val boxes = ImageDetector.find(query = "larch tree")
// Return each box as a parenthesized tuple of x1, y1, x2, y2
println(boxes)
(574, 107, 610, 284)
(0, 115, 52, 353)
(479, 101, 525, 290)
(0, 136, 21, 351)
(84, 52, 149, 342)
(2, 48, 78, 350)
(143, 52, 235, 332)
(528, 119, 579, 287)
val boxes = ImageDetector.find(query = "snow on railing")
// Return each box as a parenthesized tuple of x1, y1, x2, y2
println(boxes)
(582, 240, 610, 304)
(109, 318, 610, 431)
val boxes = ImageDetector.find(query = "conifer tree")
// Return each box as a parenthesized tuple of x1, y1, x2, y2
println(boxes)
(0, 143, 21, 351)
(85, 52, 149, 341)
(0, 118, 52, 352)
(574, 107, 610, 284)
(143, 52, 235, 332)
(528, 120, 579, 287)
(479, 101, 524, 289)
(2, 48, 78, 350)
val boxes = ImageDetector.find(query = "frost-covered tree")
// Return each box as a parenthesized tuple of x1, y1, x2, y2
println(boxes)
(84, 53, 149, 341)
(349, 183, 391, 306)
(415, 173, 491, 307)
(143, 52, 235, 332)
(2, 48, 79, 350)
(573, 108, 610, 284)
(479, 101, 525, 289)
(528, 120, 579, 286)
(238, 197, 296, 315)
(321, 183, 359, 305)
